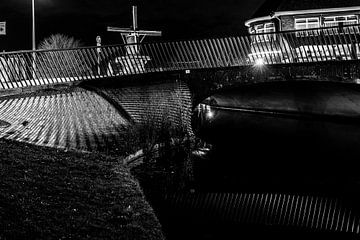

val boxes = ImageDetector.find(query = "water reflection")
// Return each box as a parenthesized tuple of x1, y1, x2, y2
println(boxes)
(193, 81, 360, 193)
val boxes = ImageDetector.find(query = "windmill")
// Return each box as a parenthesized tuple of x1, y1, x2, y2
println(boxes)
(107, 5, 162, 55)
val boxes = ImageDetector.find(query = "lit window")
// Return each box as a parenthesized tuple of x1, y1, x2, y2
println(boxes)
(295, 17, 320, 30)
(323, 15, 359, 34)
(295, 17, 320, 36)
(264, 23, 276, 33)
(324, 15, 358, 27)
(251, 22, 276, 42)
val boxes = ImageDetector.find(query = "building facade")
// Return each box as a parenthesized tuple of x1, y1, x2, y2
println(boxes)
(245, 0, 360, 63)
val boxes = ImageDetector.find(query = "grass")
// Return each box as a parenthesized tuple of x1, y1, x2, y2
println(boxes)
(0, 82, 196, 240)
(0, 138, 165, 240)
(125, 110, 198, 198)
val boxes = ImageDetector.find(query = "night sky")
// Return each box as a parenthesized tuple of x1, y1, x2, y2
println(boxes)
(0, 0, 266, 51)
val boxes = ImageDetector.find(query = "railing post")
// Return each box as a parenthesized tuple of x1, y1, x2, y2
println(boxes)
(32, 52, 36, 81)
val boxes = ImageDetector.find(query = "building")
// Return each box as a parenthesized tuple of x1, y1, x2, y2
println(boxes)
(245, 0, 360, 63)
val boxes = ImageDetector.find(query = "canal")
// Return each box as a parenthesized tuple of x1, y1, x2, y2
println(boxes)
(135, 81, 360, 239)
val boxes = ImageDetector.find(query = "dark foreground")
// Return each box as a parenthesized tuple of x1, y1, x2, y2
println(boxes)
(0, 139, 164, 240)
(148, 136, 360, 239)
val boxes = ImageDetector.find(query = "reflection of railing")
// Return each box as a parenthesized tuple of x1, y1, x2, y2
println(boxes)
(1, 24, 360, 90)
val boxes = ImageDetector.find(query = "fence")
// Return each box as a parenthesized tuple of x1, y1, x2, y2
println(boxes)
(1, 24, 360, 89)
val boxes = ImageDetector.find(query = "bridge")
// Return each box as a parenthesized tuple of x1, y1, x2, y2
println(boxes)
(1, 24, 360, 91)
(1, 24, 360, 152)
(2, 24, 360, 237)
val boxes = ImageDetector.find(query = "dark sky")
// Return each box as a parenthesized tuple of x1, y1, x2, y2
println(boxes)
(0, 0, 266, 51)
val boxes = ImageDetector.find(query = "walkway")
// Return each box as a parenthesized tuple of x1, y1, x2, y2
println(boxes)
(1, 24, 360, 90)
(0, 88, 129, 151)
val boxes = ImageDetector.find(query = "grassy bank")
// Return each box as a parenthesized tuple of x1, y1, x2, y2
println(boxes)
(0, 139, 164, 240)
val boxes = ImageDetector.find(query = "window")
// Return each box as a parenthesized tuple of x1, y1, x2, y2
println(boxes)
(295, 17, 320, 30)
(295, 18, 320, 36)
(251, 23, 276, 42)
(323, 15, 359, 34)
(323, 15, 358, 27)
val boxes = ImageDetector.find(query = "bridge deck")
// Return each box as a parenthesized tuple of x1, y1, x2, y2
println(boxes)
(1, 24, 360, 90)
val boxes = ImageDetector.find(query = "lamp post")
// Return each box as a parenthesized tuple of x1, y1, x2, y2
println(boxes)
(31, 0, 36, 80)
(32, 0, 35, 51)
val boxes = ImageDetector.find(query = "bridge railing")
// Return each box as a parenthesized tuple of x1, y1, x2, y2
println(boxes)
(1, 24, 360, 89)
(248, 24, 360, 64)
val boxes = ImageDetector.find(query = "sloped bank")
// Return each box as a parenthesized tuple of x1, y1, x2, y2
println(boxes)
(0, 77, 196, 240)
(0, 139, 165, 240)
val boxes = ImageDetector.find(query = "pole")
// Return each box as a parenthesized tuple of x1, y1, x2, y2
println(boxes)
(32, 0, 35, 51)
(32, 0, 36, 80)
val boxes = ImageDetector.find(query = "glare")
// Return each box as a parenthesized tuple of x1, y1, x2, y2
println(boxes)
(197, 103, 215, 120)
(206, 110, 214, 119)
(254, 58, 265, 66)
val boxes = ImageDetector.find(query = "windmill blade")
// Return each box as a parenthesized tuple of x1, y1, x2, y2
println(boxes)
(107, 26, 134, 34)
(137, 30, 162, 36)
(132, 5, 138, 30)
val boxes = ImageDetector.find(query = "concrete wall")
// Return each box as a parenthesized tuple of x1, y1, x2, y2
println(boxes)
(280, 16, 295, 31)
(91, 80, 193, 135)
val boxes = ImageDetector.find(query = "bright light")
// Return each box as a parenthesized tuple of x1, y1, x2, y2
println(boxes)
(206, 110, 214, 119)
(205, 104, 214, 119)
(254, 58, 265, 66)
(197, 103, 215, 120)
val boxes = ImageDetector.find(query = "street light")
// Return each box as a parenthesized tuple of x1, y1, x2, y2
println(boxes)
(31, 0, 36, 80)
(254, 58, 265, 67)
(32, 0, 36, 51)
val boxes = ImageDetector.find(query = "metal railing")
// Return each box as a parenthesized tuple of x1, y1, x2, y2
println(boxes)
(1, 24, 360, 89)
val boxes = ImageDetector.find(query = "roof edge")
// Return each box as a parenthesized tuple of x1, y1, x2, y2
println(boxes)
(245, 16, 272, 27)
(245, 5, 360, 27)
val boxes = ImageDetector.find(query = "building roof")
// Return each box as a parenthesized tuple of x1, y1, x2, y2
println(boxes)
(277, 0, 360, 12)
(247, 0, 360, 26)
(252, 0, 360, 18)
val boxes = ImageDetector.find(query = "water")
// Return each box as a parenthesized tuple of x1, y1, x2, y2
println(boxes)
(148, 103, 360, 239)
